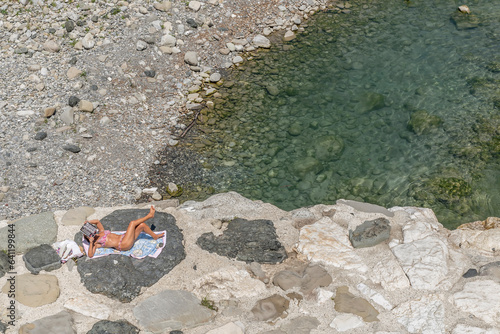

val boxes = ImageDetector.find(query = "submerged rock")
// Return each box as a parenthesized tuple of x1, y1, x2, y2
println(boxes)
(358, 92, 385, 112)
(450, 10, 481, 30)
(313, 135, 344, 161)
(290, 157, 323, 179)
(407, 109, 443, 135)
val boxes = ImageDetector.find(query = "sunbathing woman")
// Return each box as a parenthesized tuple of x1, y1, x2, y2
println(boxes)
(85, 206, 164, 258)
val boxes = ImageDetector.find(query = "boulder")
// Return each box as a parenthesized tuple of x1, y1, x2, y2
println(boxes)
(22, 244, 62, 274)
(0, 212, 57, 253)
(349, 217, 391, 248)
(133, 290, 215, 332)
(19, 311, 75, 334)
(75, 209, 185, 302)
(196, 218, 287, 264)
(87, 319, 139, 334)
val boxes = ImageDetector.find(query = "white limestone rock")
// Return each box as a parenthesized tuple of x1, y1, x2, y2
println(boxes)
(449, 228, 500, 256)
(330, 314, 364, 331)
(193, 267, 267, 301)
(392, 294, 445, 334)
(356, 283, 393, 310)
(252, 34, 271, 48)
(64, 295, 110, 320)
(452, 324, 499, 334)
(297, 217, 368, 272)
(82, 33, 95, 49)
(390, 207, 467, 290)
(452, 280, 500, 326)
(205, 322, 245, 334)
(371, 258, 410, 291)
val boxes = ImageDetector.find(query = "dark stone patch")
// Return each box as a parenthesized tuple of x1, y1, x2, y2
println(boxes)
(462, 268, 478, 278)
(68, 96, 80, 107)
(349, 217, 391, 248)
(63, 144, 81, 153)
(22, 244, 62, 274)
(0, 251, 8, 278)
(196, 218, 287, 264)
(34, 131, 47, 140)
(186, 18, 198, 28)
(27, 147, 37, 152)
(65, 20, 75, 32)
(170, 331, 183, 334)
(144, 70, 156, 78)
(479, 261, 500, 279)
(87, 319, 139, 334)
(75, 209, 185, 302)
(0, 321, 5, 334)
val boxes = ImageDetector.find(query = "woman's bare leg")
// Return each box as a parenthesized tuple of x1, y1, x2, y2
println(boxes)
(134, 223, 165, 240)
(119, 206, 157, 248)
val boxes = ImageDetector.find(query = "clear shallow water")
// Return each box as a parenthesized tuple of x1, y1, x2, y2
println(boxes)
(179, 0, 500, 229)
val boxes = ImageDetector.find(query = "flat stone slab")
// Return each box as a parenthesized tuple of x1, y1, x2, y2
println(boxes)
(349, 217, 391, 248)
(2, 273, 59, 307)
(196, 218, 287, 264)
(133, 290, 215, 332)
(75, 209, 185, 302)
(0, 212, 57, 253)
(19, 311, 75, 334)
(337, 199, 394, 217)
(22, 244, 62, 274)
(252, 294, 289, 321)
(273, 264, 332, 294)
(87, 319, 139, 334)
(333, 286, 379, 322)
(64, 295, 111, 320)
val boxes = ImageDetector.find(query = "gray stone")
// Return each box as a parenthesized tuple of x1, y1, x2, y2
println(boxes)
(290, 157, 323, 179)
(313, 135, 344, 161)
(43, 40, 61, 53)
(19, 311, 74, 334)
(479, 261, 500, 279)
(197, 218, 287, 264)
(462, 268, 478, 278)
(359, 92, 385, 112)
(0, 252, 9, 278)
(336, 199, 394, 217)
(450, 11, 480, 30)
(253, 34, 271, 48)
(87, 319, 139, 334)
(252, 294, 289, 321)
(184, 51, 198, 66)
(23, 244, 61, 274)
(60, 107, 74, 125)
(65, 20, 75, 32)
(75, 209, 185, 302)
(34, 131, 47, 140)
(209, 73, 221, 82)
(68, 96, 80, 107)
(133, 290, 214, 332)
(63, 144, 81, 153)
(0, 321, 5, 334)
(349, 218, 391, 248)
(280, 316, 320, 334)
(154, 1, 172, 12)
(0, 212, 57, 253)
(136, 40, 148, 51)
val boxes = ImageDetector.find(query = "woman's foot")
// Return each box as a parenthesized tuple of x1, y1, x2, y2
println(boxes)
(147, 205, 155, 218)
(153, 232, 165, 240)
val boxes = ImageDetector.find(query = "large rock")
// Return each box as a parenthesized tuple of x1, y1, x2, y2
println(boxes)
(370, 257, 410, 291)
(449, 219, 500, 256)
(180, 191, 284, 221)
(87, 319, 139, 334)
(133, 290, 215, 332)
(407, 109, 443, 135)
(19, 311, 75, 334)
(349, 217, 391, 248)
(297, 217, 368, 272)
(253, 34, 271, 48)
(452, 280, 500, 326)
(2, 273, 59, 307)
(22, 244, 61, 274)
(450, 10, 481, 30)
(197, 218, 287, 264)
(75, 209, 185, 302)
(290, 157, 324, 179)
(390, 207, 467, 290)
(193, 266, 267, 301)
(393, 294, 445, 333)
(0, 212, 57, 253)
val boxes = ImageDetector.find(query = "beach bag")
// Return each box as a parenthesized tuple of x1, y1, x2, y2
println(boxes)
(80, 222, 99, 238)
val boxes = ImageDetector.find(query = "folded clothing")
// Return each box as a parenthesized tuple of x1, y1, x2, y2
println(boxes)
(82, 231, 166, 259)
(53, 240, 84, 263)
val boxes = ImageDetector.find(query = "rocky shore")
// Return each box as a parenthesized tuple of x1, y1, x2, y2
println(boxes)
(0, 192, 500, 333)
(0, 0, 337, 219)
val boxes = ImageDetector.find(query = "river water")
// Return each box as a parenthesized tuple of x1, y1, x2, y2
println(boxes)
(166, 0, 500, 229)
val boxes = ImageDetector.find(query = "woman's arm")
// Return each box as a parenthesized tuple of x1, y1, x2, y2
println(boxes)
(88, 219, 105, 233)
(87, 236, 96, 258)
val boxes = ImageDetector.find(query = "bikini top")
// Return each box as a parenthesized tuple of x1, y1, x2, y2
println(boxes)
(96, 230, 111, 246)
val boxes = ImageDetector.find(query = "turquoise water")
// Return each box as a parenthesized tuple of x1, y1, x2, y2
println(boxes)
(179, 0, 500, 229)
